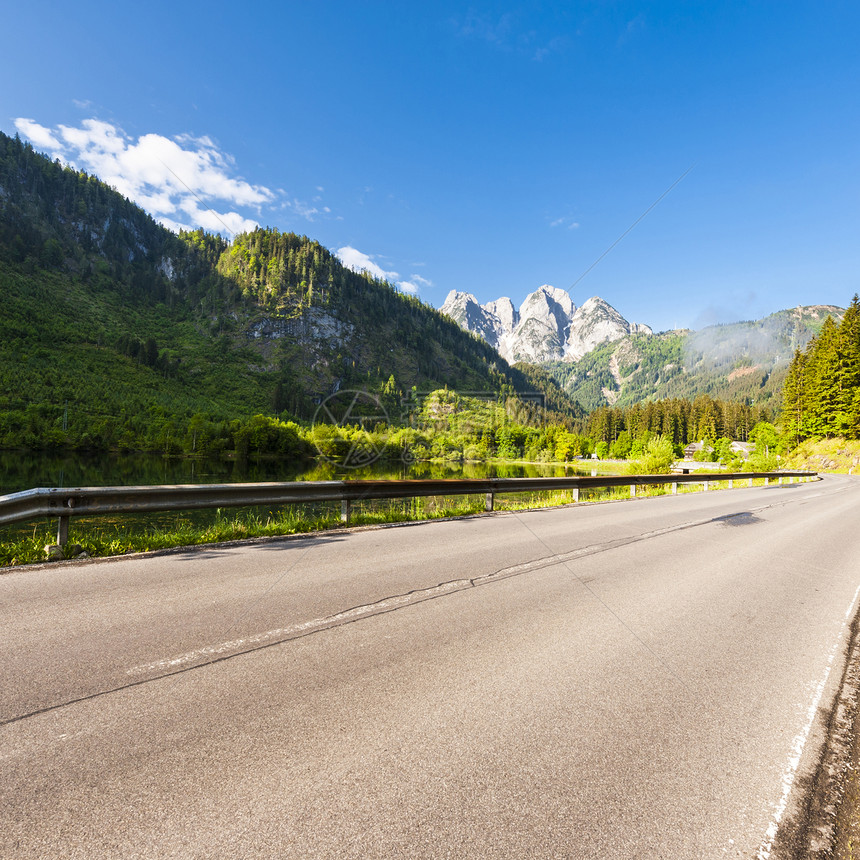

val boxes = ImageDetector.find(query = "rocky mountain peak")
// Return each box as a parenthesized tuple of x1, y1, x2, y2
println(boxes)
(521, 285, 575, 320)
(484, 297, 519, 332)
(440, 290, 504, 346)
(440, 286, 651, 364)
(564, 297, 653, 361)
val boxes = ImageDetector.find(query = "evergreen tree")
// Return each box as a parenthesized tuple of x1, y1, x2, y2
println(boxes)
(781, 349, 809, 445)
(837, 294, 860, 429)
(782, 296, 860, 442)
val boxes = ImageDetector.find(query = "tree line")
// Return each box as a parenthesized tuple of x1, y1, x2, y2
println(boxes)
(585, 395, 772, 449)
(782, 295, 860, 443)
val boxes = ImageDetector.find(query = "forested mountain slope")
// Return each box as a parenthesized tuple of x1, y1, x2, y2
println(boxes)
(543, 306, 844, 412)
(0, 132, 581, 449)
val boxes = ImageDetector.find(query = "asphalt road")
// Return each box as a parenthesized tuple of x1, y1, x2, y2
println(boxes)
(2, 475, 859, 859)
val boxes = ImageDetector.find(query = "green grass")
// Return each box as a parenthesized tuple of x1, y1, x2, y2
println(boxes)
(0, 474, 814, 568)
(783, 438, 860, 474)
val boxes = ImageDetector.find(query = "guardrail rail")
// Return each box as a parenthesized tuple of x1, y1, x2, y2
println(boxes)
(0, 470, 818, 548)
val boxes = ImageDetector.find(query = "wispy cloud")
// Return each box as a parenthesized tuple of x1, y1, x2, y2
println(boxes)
(15, 118, 63, 151)
(617, 14, 646, 47)
(336, 246, 427, 295)
(451, 10, 571, 60)
(550, 216, 580, 230)
(398, 273, 432, 294)
(455, 10, 516, 46)
(282, 197, 330, 221)
(13, 117, 293, 236)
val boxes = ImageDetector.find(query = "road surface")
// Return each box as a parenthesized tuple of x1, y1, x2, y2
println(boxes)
(2, 475, 859, 858)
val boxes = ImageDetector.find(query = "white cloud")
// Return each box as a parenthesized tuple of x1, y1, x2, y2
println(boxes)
(14, 118, 63, 151)
(285, 198, 323, 221)
(336, 246, 425, 294)
(336, 246, 399, 282)
(13, 117, 282, 237)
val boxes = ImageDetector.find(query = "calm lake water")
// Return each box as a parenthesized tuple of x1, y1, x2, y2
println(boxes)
(0, 451, 607, 546)
(0, 450, 598, 496)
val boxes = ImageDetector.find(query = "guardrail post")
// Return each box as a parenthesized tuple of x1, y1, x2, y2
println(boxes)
(572, 487, 579, 503)
(765, 477, 770, 486)
(703, 480, 709, 492)
(57, 516, 69, 547)
(728, 478, 733, 489)
(485, 492, 494, 512)
(671, 482, 678, 495)
(341, 499, 351, 524)
(630, 484, 636, 497)
(778, 476, 783, 485)
(748, 477, 753, 487)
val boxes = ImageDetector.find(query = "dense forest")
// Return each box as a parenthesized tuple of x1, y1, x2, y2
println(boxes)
(586, 396, 772, 448)
(293, 389, 776, 468)
(0, 130, 583, 454)
(782, 295, 860, 443)
(1, 129, 850, 466)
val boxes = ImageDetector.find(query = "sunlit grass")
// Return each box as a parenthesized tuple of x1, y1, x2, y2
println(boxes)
(0, 475, 812, 568)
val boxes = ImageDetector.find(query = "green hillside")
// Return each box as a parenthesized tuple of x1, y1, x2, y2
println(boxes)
(0, 131, 581, 451)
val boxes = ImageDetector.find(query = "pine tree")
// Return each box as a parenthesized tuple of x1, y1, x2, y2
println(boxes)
(837, 294, 860, 433)
(782, 349, 809, 445)
(806, 317, 841, 436)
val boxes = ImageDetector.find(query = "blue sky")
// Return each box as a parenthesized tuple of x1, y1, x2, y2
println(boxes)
(3, 1, 859, 332)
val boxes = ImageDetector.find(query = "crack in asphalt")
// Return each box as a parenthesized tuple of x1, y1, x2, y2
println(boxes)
(0, 503, 780, 728)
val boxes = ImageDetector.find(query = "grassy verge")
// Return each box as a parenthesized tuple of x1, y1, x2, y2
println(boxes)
(0, 495, 491, 567)
(782, 438, 860, 474)
(0, 473, 808, 568)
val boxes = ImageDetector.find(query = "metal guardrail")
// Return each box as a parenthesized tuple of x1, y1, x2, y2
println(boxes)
(0, 470, 818, 547)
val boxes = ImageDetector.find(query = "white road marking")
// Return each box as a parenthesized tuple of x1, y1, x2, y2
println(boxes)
(756, 582, 860, 859)
(124, 520, 698, 678)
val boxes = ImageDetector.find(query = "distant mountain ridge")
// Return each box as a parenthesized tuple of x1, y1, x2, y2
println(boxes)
(1, 129, 846, 449)
(439, 279, 845, 411)
(543, 304, 845, 411)
(441, 285, 652, 364)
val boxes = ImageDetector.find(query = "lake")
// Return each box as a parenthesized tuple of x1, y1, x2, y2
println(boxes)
(0, 450, 609, 547)
(0, 450, 601, 496)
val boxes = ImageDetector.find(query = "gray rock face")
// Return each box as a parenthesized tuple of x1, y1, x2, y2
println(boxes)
(509, 286, 573, 363)
(565, 296, 653, 361)
(440, 291, 505, 348)
(484, 297, 519, 334)
(440, 286, 651, 364)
